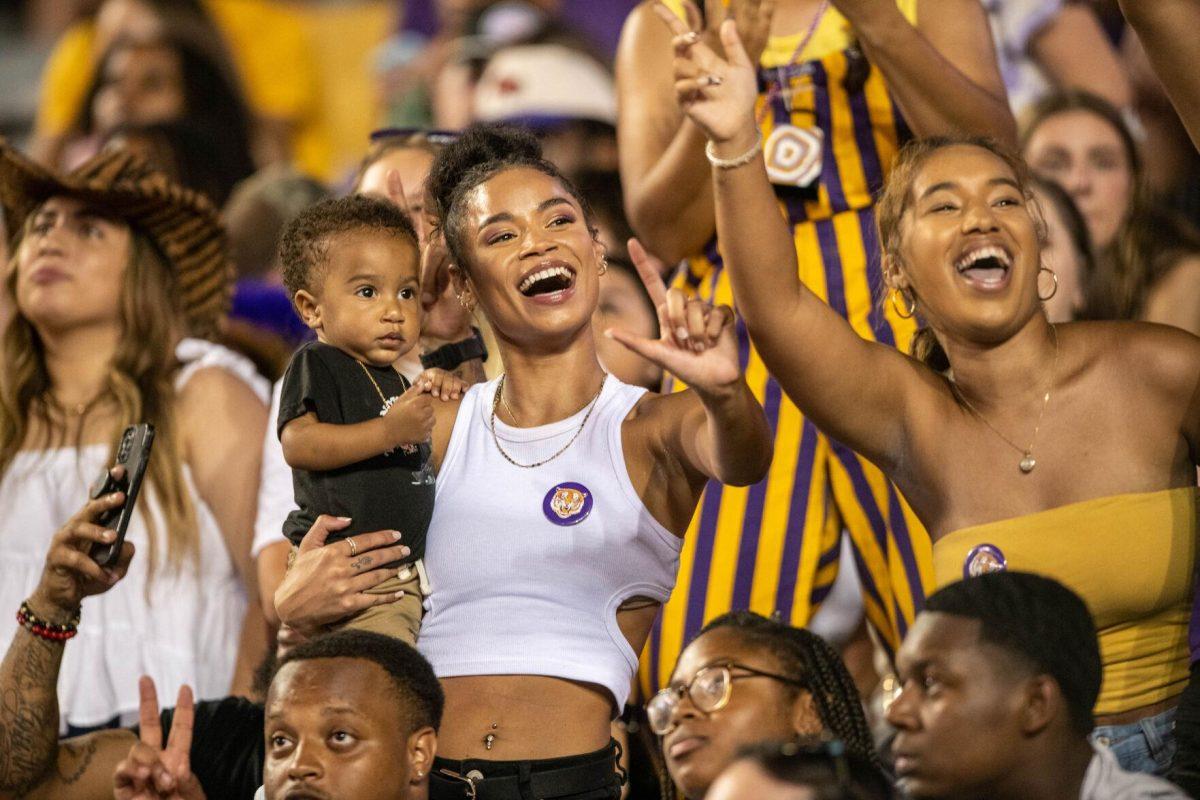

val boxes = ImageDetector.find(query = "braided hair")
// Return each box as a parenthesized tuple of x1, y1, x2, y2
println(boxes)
(699, 611, 881, 769)
(425, 123, 597, 274)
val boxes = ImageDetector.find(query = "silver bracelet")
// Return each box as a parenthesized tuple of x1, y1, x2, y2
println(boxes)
(705, 134, 763, 169)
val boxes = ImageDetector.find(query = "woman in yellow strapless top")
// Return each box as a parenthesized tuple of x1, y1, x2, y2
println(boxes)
(651, 22, 1200, 777)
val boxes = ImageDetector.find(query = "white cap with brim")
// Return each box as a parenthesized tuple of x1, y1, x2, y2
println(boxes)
(472, 44, 617, 129)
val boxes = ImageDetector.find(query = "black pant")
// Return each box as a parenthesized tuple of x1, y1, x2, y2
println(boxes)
(430, 740, 624, 800)
(1171, 661, 1200, 796)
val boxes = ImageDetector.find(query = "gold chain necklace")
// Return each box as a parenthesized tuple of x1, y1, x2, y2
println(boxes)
(951, 324, 1059, 474)
(357, 360, 391, 405)
(490, 374, 606, 469)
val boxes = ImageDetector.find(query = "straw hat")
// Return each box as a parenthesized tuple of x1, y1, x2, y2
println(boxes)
(0, 141, 232, 336)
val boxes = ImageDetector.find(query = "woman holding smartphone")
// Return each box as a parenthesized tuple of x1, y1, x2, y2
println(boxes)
(0, 142, 268, 732)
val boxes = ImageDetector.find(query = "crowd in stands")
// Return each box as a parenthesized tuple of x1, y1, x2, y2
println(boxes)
(1, 0, 1199, 798)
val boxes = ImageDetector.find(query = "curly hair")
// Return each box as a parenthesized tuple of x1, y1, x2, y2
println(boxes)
(697, 611, 881, 769)
(425, 123, 596, 273)
(278, 194, 418, 298)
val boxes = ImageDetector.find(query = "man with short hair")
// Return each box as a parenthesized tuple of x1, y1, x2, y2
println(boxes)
(887, 571, 1186, 799)
(112, 630, 440, 800)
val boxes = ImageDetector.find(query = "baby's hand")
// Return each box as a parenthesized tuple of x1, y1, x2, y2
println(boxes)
(383, 385, 435, 447)
(416, 368, 469, 401)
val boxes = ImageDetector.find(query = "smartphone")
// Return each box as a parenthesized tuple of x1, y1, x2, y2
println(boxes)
(89, 424, 155, 567)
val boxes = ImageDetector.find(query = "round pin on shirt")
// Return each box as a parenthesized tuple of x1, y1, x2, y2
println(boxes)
(963, 544, 1008, 580)
(543, 482, 593, 526)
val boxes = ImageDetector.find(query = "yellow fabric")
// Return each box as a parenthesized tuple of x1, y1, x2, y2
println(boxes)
(31, 1, 352, 180)
(933, 489, 1199, 716)
(289, 1, 397, 182)
(640, 0, 931, 697)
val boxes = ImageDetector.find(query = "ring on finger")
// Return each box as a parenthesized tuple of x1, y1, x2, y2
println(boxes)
(700, 74, 723, 87)
(347, 538, 358, 557)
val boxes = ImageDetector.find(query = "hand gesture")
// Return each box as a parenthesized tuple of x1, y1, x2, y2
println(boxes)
(415, 368, 469, 401)
(685, 0, 775, 69)
(605, 239, 741, 395)
(113, 677, 206, 800)
(274, 516, 411, 636)
(654, 6, 761, 145)
(28, 467, 135, 620)
(383, 382, 435, 447)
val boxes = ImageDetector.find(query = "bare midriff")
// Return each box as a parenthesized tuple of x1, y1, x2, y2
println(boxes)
(437, 675, 616, 760)
(1094, 694, 1180, 727)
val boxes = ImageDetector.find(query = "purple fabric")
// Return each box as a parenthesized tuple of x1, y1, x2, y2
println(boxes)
(400, 0, 637, 55)
(230, 281, 312, 345)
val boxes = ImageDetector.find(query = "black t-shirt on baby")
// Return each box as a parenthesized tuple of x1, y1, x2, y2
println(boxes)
(277, 341, 432, 561)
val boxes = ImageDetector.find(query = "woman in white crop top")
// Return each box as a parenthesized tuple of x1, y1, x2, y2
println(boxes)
(277, 124, 774, 800)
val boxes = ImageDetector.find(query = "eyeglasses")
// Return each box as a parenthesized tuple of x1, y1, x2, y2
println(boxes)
(368, 127, 460, 145)
(646, 661, 808, 736)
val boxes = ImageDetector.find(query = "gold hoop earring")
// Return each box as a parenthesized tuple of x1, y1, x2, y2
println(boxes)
(599, 256, 608, 276)
(1038, 266, 1059, 301)
(891, 288, 917, 319)
(457, 292, 476, 313)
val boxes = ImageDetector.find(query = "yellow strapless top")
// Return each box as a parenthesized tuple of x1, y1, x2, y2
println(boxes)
(933, 488, 1199, 716)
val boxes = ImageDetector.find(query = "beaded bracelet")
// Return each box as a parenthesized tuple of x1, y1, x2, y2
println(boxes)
(17, 599, 80, 642)
(705, 134, 763, 170)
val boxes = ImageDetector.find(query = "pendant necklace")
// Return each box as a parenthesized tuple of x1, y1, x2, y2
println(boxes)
(759, 0, 830, 189)
(951, 324, 1059, 474)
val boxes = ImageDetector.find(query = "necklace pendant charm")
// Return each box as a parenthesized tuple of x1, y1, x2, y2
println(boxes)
(764, 124, 823, 188)
(1019, 454, 1036, 473)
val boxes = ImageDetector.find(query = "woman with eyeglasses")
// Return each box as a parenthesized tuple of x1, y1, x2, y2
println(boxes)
(650, 611, 879, 799)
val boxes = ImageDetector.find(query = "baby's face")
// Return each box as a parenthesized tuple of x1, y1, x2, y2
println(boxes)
(310, 229, 423, 367)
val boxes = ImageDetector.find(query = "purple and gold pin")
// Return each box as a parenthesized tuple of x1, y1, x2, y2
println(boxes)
(543, 482, 592, 526)
(963, 544, 1008, 580)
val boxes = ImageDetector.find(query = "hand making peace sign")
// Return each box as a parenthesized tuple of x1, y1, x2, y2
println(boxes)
(605, 238, 741, 395)
(113, 677, 206, 800)
(654, 5, 761, 145)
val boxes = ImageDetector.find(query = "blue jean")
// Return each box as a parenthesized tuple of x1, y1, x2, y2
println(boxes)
(1090, 707, 1177, 776)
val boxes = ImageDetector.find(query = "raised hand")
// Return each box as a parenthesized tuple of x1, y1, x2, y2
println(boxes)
(605, 239, 741, 395)
(688, 0, 775, 69)
(654, 6, 760, 144)
(113, 677, 206, 800)
(27, 467, 135, 620)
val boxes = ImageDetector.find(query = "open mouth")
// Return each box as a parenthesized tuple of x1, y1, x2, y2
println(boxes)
(954, 244, 1012, 289)
(518, 263, 576, 297)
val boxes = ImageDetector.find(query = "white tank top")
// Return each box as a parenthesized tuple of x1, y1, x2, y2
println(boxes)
(419, 375, 682, 710)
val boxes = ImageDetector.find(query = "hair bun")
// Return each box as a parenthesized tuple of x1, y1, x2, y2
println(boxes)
(428, 123, 543, 220)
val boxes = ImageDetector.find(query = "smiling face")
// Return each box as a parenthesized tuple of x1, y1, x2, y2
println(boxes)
(1023, 109, 1135, 251)
(264, 658, 415, 800)
(294, 228, 422, 366)
(662, 628, 821, 799)
(14, 195, 132, 335)
(453, 166, 604, 348)
(889, 145, 1043, 344)
(885, 613, 1030, 799)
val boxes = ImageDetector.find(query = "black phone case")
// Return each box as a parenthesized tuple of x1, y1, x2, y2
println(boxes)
(89, 424, 155, 567)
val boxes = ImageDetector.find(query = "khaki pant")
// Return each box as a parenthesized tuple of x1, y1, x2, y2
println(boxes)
(342, 562, 426, 645)
(289, 545, 427, 645)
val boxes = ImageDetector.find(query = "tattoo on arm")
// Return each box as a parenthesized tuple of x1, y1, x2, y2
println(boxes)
(0, 630, 65, 795)
(54, 739, 98, 785)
